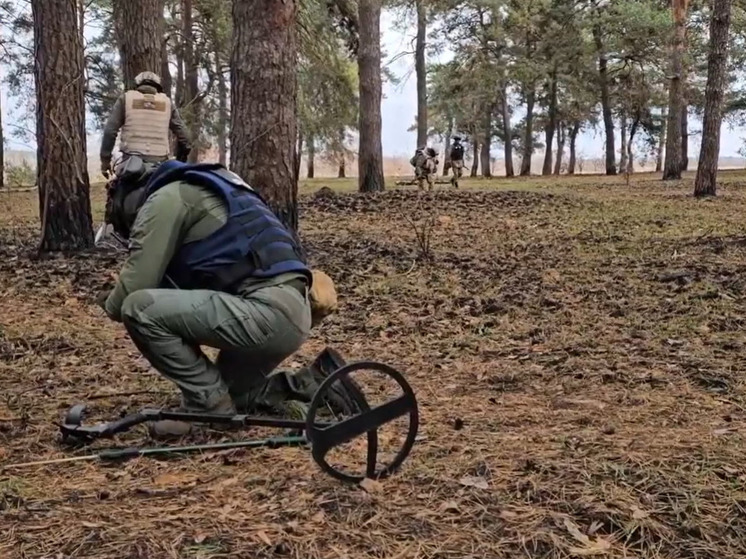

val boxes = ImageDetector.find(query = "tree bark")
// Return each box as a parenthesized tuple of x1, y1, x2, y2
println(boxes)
(32, 0, 93, 251)
(568, 121, 579, 175)
(337, 127, 346, 178)
(295, 128, 303, 183)
(520, 87, 535, 176)
(161, 35, 173, 98)
(358, 0, 385, 192)
(680, 103, 689, 171)
(471, 139, 479, 177)
(656, 108, 667, 172)
(619, 112, 628, 172)
(175, 27, 185, 107)
(663, 0, 688, 180)
(553, 123, 565, 175)
(182, 0, 202, 163)
(501, 84, 514, 177)
(113, 0, 163, 88)
(216, 47, 228, 166)
(415, 0, 427, 147)
(0, 82, 4, 189)
(593, 25, 616, 175)
(627, 114, 639, 174)
(481, 106, 492, 178)
(443, 118, 452, 176)
(307, 134, 315, 179)
(694, 0, 732, 197)
(230, 0, 299, 229)
(542, 69, 557, 176)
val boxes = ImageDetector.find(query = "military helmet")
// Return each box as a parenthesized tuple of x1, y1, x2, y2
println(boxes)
(134, 71, 163, 91)
(453, 136, 462, 142)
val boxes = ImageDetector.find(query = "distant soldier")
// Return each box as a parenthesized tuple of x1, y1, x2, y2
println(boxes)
(100, 71, 192, 178)
(449, 136, 465, 188)
(410, 146, 439, 191)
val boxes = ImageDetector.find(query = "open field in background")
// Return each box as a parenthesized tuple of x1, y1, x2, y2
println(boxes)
(5, 147, 746, 183)
(3, 171, 746, 557)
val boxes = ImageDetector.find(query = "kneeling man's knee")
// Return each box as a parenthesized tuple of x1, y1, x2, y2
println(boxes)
(121, 290, 156, 327)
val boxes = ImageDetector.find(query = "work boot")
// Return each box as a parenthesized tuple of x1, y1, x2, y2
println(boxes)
(149, 393, 237, 440)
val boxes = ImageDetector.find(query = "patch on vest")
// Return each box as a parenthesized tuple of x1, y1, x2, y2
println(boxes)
(132, 98, 168, 112)
(213, 168, 255, 192)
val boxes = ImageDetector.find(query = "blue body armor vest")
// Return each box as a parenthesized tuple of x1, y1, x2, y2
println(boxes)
(143, 161, 311, 291)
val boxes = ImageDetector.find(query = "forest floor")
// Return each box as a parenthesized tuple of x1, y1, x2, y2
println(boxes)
(2, 171, 746, 558)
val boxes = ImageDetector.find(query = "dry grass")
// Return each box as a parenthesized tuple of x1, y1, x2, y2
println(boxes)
(2, 170, 746, 558)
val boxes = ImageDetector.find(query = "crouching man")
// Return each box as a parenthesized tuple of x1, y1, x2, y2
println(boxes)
(98, 160, 336, 438)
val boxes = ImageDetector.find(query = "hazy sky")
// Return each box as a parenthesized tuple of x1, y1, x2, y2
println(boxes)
(2, 9, 746, 160)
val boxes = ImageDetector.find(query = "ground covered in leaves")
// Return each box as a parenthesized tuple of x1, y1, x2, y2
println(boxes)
(3, 172, 746, 558)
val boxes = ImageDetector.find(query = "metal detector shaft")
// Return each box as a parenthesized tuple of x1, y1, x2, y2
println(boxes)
(4, 435, 307, 470)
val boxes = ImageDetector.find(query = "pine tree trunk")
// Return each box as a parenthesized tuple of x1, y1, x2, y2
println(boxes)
(175, 31, 185, 106)
(307, 135, 315, 179)
(295, 128, 303, 183)
(694, 0, 732, 198)
(553, 123, 565, 175)
(481, 107, 492, 178)
(593, 26, 617, 175)
(415, 0, 427, 147)
(337, 127, 346, 178)
(471, 139, 479, 177)
(501, 84, 514, 177)
(443, 118, 452, 176)
(113, 0, 163, 88)
(520, 87, 535, 176)
(680, 104, 689, 171)
(358, 0, 385, 192)
(161, 36, 173, 98)
(32, 0, 93, 251)
(619, 112, 628, 172)
(663, 0, 688, 180)
(216, 48, 228, 166)
(230, 0, 299, 229)
(183, 0, 201, 163)
(0, 85, 4, 189)
(627, 113, 640, 174)
(568, 122, 579, 175)
(542, 69, 557, 176)
(656, 108, 667, 172)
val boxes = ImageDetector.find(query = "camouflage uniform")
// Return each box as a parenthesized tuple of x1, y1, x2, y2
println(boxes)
(411, 147, 439, 191)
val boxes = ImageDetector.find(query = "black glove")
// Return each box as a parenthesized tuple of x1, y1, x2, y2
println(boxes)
(96, 290, 111, 311)
(175, 144, 191, 163)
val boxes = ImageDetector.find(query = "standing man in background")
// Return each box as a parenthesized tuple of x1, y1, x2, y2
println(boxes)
(449, 136, 465, 188)
(100, 71, 192, 178)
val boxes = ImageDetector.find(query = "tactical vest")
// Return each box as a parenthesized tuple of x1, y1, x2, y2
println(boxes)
(120, 90, 171, 157)
(144, 161, 311, 292)
(450, 143, 465, 161)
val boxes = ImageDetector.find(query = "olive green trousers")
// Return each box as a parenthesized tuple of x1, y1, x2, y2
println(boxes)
(120, 283, 311, 410)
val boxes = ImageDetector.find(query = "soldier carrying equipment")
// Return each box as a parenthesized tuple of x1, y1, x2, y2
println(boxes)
(100, 71, 192, 178)
(410, 146, 439, 191)
(449, 136, 465, 188)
